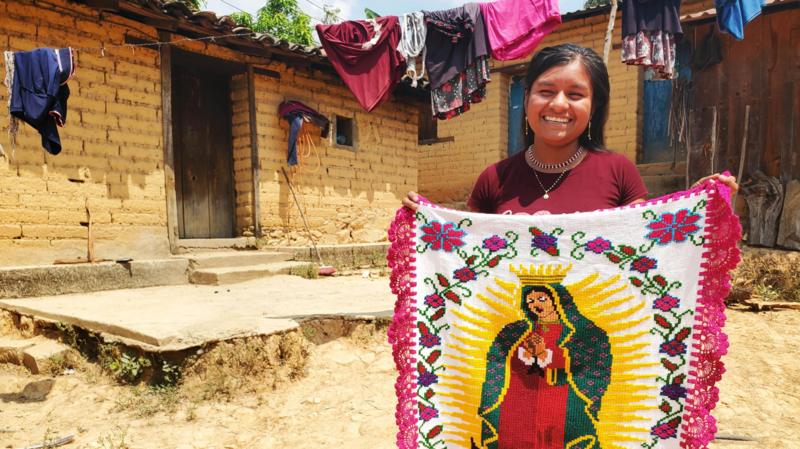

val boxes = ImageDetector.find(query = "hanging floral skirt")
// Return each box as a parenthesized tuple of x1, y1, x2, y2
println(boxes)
(387, 179, 742, 449)
(622, 30, 677, 80)
(431, 57, 491, 120)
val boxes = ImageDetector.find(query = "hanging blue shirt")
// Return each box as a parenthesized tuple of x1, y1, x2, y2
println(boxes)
(9, 48, 74, 155)
(715, 0, 765, 40)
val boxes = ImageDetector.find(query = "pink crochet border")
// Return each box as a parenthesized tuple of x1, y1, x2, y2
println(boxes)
(387, 204, 421, 449)
(386, 181, 741, 449)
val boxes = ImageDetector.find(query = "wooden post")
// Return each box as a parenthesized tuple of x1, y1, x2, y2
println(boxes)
(159, 30, 180, 252)
(247, 65, 261, 237)
(709, 106, 718, 174)
(602, 0, 619, 64)
(733, 105, 751, 207)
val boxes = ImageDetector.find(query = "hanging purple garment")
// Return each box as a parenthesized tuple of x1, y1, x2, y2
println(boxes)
(424, 3, 490, 90)
(279, 100, 330, 137)
(621, 0, 683, 37)
(279, 100, 330, 167)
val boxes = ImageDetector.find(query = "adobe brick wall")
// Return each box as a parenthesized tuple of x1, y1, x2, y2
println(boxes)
(0, 0, 419, 266)
(253, 68, 419, 245)
(418, 14, 643, 205)
(0, 0, 169, 266)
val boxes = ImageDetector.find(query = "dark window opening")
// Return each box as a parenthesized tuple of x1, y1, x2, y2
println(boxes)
(335, 115, 354, 147)
(418, 101, 438, 144)
(418, 98, 454, 145)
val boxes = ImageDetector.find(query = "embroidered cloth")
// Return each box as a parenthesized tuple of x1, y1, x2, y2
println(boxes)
(388, 181, 741, 449)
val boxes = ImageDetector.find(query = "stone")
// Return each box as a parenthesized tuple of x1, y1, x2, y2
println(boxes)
(336, 229, 352, 243)
(21, 378, 55, 401)
(22, 339, 72, 374)
(777, 180, 800, 250)
(0, 338, 34, 365)
(352, 228, 387, 243)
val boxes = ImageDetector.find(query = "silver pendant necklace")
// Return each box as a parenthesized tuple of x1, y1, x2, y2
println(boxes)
(533, 169, 568, 200)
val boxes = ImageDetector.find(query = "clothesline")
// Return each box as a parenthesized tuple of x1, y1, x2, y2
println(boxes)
(64, 32, 259, 56)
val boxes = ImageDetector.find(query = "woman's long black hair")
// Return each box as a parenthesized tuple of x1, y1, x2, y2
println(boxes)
(522, 44, 611, 151)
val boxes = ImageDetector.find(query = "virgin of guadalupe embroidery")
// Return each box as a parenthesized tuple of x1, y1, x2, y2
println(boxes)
(387, 181, 741, 449)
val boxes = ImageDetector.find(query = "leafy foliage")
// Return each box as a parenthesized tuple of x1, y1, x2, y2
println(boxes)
(179, 0, 206, 11)
(584, 0, 611, 8)
(229, 0, 314, 46)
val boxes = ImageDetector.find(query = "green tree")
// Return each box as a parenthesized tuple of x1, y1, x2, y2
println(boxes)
(584, 0, 611, 8)
(180, 0, 206, 11)
(229, 0, 314, 46)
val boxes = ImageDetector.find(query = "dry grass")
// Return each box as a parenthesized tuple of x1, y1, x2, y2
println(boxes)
(180, 329, 311, 401)
(729, 248, 800, 303)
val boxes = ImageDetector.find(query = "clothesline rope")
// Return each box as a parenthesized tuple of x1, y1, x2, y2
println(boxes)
(61, 32, 260, 56)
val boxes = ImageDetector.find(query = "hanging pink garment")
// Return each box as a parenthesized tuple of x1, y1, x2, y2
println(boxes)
(316, 16, 405, 112)
(479, 0, 562, 61)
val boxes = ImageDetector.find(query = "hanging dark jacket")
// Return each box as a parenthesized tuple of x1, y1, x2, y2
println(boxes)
(9, 47, 75, 155)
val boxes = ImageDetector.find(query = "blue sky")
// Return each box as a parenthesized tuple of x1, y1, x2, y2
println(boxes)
(205, 0, 587, 25)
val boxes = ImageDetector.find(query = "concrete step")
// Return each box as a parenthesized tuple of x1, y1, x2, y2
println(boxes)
(175, 238, 257, 253)
(189, 261, 315, 285)
(182, 251, 293, 270)
(0, 336, 72, 374)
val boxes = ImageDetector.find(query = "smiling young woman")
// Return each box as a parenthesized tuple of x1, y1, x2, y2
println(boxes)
(403, 44, 737, 214)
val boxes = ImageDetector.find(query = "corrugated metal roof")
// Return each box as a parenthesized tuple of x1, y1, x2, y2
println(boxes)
(681, 0, 799, 22)
(561, 3, 612, 22)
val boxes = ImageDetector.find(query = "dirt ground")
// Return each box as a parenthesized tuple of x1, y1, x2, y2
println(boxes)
(1, 309, 798, 449)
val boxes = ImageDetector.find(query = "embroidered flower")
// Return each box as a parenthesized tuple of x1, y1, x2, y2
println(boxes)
(661, 384, 687, 400)
(420, 332, 441, 348)
(631, 256, 657, 273)
(530, 227, 559, 256)
(420, 221, 466, 252)
(425, 294, 444, 308)
(651, 420, 679, 439)
(482, 235, 508, 252)
(654, 294, 680, 311)
(419, 404, 439, 421)
(418, 371, 438, 387)
(660, 340, 687, 356)
(453, 267, 477, 282)
(585, 237, 612, 254)
(647, 209, 702, 244)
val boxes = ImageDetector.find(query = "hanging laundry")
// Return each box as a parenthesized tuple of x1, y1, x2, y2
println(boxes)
(5, 47, 75, 155)
(715, 0, 765, 40)
(620, 0, 682, 80)
(621, 31, 677, 79)
(431, 58, 491, 120)
(279, 100, 330, 167)
(424, 3, 491, 120)
(316, 16, 405, 112)
(479, 0, 562, 61)
(397, 12, 427, 87)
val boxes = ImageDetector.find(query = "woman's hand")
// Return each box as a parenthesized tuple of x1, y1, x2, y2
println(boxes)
(692, 173, 739, 197)
(402, 191, 421, 212)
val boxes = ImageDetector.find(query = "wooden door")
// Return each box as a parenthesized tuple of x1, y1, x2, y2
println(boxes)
(172, 70, 235, 239)
(642, 79, 673, 163)
(507, 76, 526, 156)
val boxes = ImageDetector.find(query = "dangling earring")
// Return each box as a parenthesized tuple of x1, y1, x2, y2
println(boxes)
(524, 115, 529, 137)
(587, 121, 592, 140)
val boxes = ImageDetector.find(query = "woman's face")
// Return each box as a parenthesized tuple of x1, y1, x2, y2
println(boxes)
(525, 59, 593, 148)
(525, 290, 555, 318)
